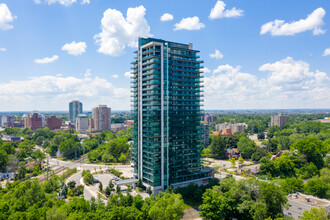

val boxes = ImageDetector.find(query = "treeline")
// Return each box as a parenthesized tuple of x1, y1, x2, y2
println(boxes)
(210, 113, 330, 134)
(204, 134, 268, 162)
(0, 177, 185, 220)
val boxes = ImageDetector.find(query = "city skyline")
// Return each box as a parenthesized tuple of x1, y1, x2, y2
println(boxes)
(1, 0, 330, 111)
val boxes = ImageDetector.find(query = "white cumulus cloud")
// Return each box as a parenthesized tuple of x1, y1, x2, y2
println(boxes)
(112, 74, 119, 79)
(0, 48, 6, 52)
(323, 48, 330, 56)
(94, 5, 151, 56)
(124, 71, 132, 79)
(260, 8, 326, 36)
(0, 72, 130, 111)
(34, 55, 59, 64)
(259, 57, 314, 84)
(201, 67, 211, 74)
(81, 0, 90, 4)
(0, 3, 15, 31)
(209, 0, 243, 19)
(35, 0, 76, 6)
(209, 49, 224, 59)
(62, 41, 87, 55)
(204, 57, 330, 109)
(174, 16, 205, 31)
(160, 13, 173, 22)
(34, 0, 89, 6)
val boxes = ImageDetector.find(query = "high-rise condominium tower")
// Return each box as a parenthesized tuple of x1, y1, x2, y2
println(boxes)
(131, 38, 211, 192)
(69, 100, 83, 123)
(90, 105, 111, 131)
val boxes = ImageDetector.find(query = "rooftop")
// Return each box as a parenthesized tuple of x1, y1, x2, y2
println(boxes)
(288, 193, 330, 208)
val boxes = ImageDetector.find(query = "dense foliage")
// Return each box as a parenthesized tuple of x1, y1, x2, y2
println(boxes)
(0, 178, 184, 220)
(88, 128, 132, 164)
(200, 177, 287, 220)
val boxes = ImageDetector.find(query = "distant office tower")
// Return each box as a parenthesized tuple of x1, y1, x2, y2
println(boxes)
(69, 100, 83, 123)
(75, 114, 89, 131)
(131, 38, 211, 192)
(90, 105, 111, 131)
(24, 112, 44, 130)
(271, 113, 289, 128)
(46, 116, 62, 130)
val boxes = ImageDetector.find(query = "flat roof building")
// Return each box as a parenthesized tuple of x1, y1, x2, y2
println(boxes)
(76, 114, 88, 131)
(271, 113, 289, 128)
(284, 193, 330, 219)
(24, 112, 44, 130)
(90, 105, 111, 131)
(131, 38, 211, 193)
(46, 116, 62, 130)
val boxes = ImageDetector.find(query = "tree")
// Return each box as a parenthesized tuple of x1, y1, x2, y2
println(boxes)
(0, 149, 9, 172)
(301, 207, 330, 220)
(59, 138, 82, 159)
(2, 142, 15, 154)
(99, 182, 103, 192)
(291, 137, 326, 169)
(6, 154, 18, 172)
(72, 185, 84, 197)
(17, 161, 27, 179)
(259, 181, 287, 219)
(31, 149, 46, 167)
(251, 148, 267, 162)
(147, 187, 152, 195)
(258, 132, 265, 140)
(200, 188, 233, 220)
(59, 181, 68, 198)
(229, 157, 236, 167)
(48, 144, 58, 157)
(237, 136, 257, 159)
(42, 140, 51, 149)
(208, 135, 227, 159)
(36, 136, 44, 146)
(109, 180, 115, 191)
(280, 177, 304, 194)
(304, 177, 330, 199)
(68, 180, 76, 190)
(44, 177, 60, 193)
(116, 185, 121, 194)
(119, 153, 127, 163)
(83, 173, 94, 185)
(148, 192, 184, 220)
(200, 178, 287, 220)
(105, 186, 111, 197)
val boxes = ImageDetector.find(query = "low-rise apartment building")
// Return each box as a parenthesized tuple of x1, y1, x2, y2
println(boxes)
(284, 193, 330, 219)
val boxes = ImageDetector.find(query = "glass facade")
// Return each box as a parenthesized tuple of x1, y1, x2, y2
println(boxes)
(69, 100, 83, 123)
(131, 38, 210, 190)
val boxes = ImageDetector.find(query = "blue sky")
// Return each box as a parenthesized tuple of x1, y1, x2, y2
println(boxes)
(0, 0, 329, 111)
